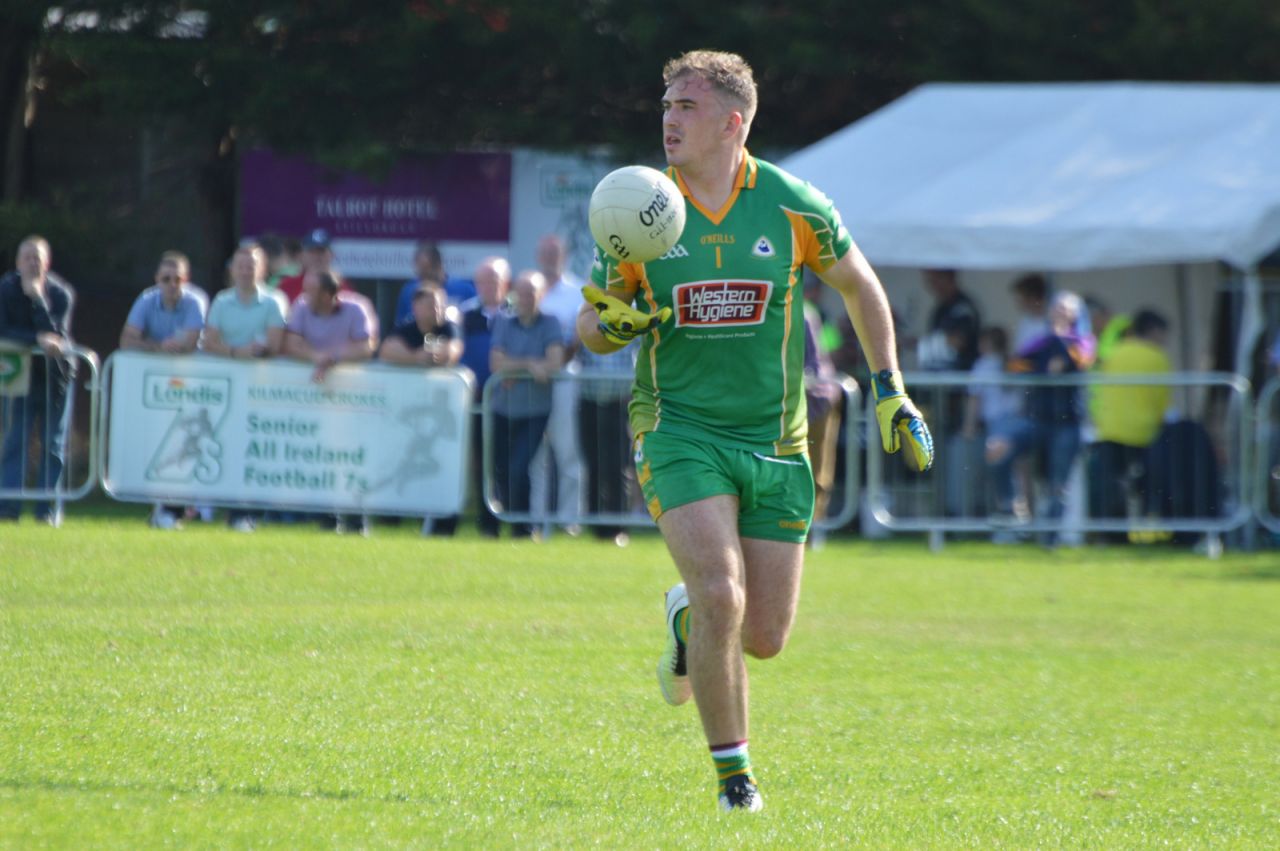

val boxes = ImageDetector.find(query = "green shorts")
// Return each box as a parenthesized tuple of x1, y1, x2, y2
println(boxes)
(634, 430, 815, 543)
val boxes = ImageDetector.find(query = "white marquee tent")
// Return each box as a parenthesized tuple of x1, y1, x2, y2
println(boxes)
(781, 82, 1280, 271)
(780, 82, 1280, 371)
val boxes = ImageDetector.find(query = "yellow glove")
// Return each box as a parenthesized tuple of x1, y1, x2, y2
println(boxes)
(582, 284, 672, 346)
(870, 369, 935, 472)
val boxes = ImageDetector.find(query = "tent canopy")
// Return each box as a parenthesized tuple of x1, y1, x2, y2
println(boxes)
(780, 82, 1280, 271)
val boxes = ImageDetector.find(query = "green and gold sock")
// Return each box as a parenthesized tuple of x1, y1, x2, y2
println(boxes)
(710, 740, 754, 795)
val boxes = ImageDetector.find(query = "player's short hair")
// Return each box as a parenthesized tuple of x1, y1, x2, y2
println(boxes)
(663, 50, 757, 126)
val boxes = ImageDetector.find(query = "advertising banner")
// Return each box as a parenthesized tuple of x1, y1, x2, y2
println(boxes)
(103, 352, 471, 515)
(239, 147, 511, 279)
(0, 341, 30, 396)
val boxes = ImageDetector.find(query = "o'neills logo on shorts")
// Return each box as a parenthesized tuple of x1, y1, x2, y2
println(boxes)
(673, 280, 773, 327)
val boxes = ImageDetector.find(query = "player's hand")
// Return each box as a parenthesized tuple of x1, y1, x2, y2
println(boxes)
(582, 285, 671, 346)
(871, 369, 934, 472)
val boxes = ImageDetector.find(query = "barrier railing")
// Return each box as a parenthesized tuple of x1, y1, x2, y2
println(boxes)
(866, 371, 1252, 549)
(10, 349, 1271, 550)
(480, 369, 863, 533)
(1255, 375, 1280, 534)
(0, 344, 101, 522)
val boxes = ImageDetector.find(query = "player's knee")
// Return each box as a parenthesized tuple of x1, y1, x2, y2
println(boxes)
(743, 625, 789, 660)
(691, 576, 745, 626)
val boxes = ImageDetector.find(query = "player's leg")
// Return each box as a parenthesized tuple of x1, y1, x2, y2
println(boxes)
(657, 494, 763, 812)
(735, 447, 813, 659)
(740, 536, 805, 659)
(657, 494, 748, 745)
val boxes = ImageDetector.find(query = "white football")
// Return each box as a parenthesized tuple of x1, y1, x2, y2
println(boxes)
(589, 165, 687, 264)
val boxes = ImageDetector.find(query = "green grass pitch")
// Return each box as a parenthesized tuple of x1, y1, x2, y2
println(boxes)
(2, 511, 1278, 848)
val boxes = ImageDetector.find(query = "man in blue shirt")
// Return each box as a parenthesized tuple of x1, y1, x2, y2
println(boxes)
(490, 270, 563, 539)
(458, 257, 510, 536)
(120, 250, 207, 354)
(394, 240, 475, 324)
(119, 250, 208, 529)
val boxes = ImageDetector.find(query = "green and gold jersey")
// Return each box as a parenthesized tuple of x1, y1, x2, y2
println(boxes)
(590, 154, 853, 455)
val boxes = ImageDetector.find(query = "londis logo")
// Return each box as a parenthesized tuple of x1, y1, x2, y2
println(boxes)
(144, 375, 227, 408)
(673, 280, 773, 327)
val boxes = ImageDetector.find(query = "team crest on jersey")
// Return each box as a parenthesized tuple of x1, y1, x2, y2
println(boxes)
(672, 280, 773, 327)
(658, 243, 689, 261)
(751, 236, 775, 258)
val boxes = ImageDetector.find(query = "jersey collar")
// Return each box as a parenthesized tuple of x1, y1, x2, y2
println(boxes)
(667, 150, 758, 226)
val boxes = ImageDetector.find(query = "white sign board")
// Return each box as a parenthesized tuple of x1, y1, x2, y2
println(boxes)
(103, 352, 472, 515)
(331, 238, 509, 281)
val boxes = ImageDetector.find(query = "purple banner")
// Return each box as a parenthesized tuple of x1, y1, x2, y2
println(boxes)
(239, 148, 511, 241)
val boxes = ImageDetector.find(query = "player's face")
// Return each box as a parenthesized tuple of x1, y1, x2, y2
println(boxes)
(662, 74, 731, 167)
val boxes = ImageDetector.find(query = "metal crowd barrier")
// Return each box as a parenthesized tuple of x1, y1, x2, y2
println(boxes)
(866, 371, 1252, 551)
(1256, 376, 1280, 535)
(0, 345, 101, 522)
(480, 369, 863, 533)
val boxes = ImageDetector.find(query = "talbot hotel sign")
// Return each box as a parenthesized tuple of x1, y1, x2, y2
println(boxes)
(239, 148, 512, 278)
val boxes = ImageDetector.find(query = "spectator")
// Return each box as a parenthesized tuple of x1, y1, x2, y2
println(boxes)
(380, 282, 465, 535)
(284, 270, 375, 383)
(459, 256, 512, 537)
(954, 327, 1021, 516)
(577, 333, 637, 546)
(987, 291, 1095, 545)
(201, 242, 285, 533)
(1010, 273, 1051, 353)
(119, 250, 207, 355)
(259, 233, 301, 293)
(917, 267, 981, 450)
(394, 240, 476, 323)
(379, 283, 462, 369)
(202, 243, 285, 360)
(962, 327, 1023, 442)
(1088, 309, 1172, 531)
(0, 236, 76, 526)
(1085, 295, 1131, 366)
(278, 229, 348, 305)
(119, 250, 207, 529)
(489, 270, 564, 539)
(917, 268, 980, 371)
(803, 299, 843, 541)
(529, 233, 585, 535)
(284, 270, 376, 535)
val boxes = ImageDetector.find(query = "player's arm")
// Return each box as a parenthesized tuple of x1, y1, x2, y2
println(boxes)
(818, 242, 934, 472)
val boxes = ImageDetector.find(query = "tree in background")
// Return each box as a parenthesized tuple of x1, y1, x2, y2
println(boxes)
(0, 0, 1278, 291)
